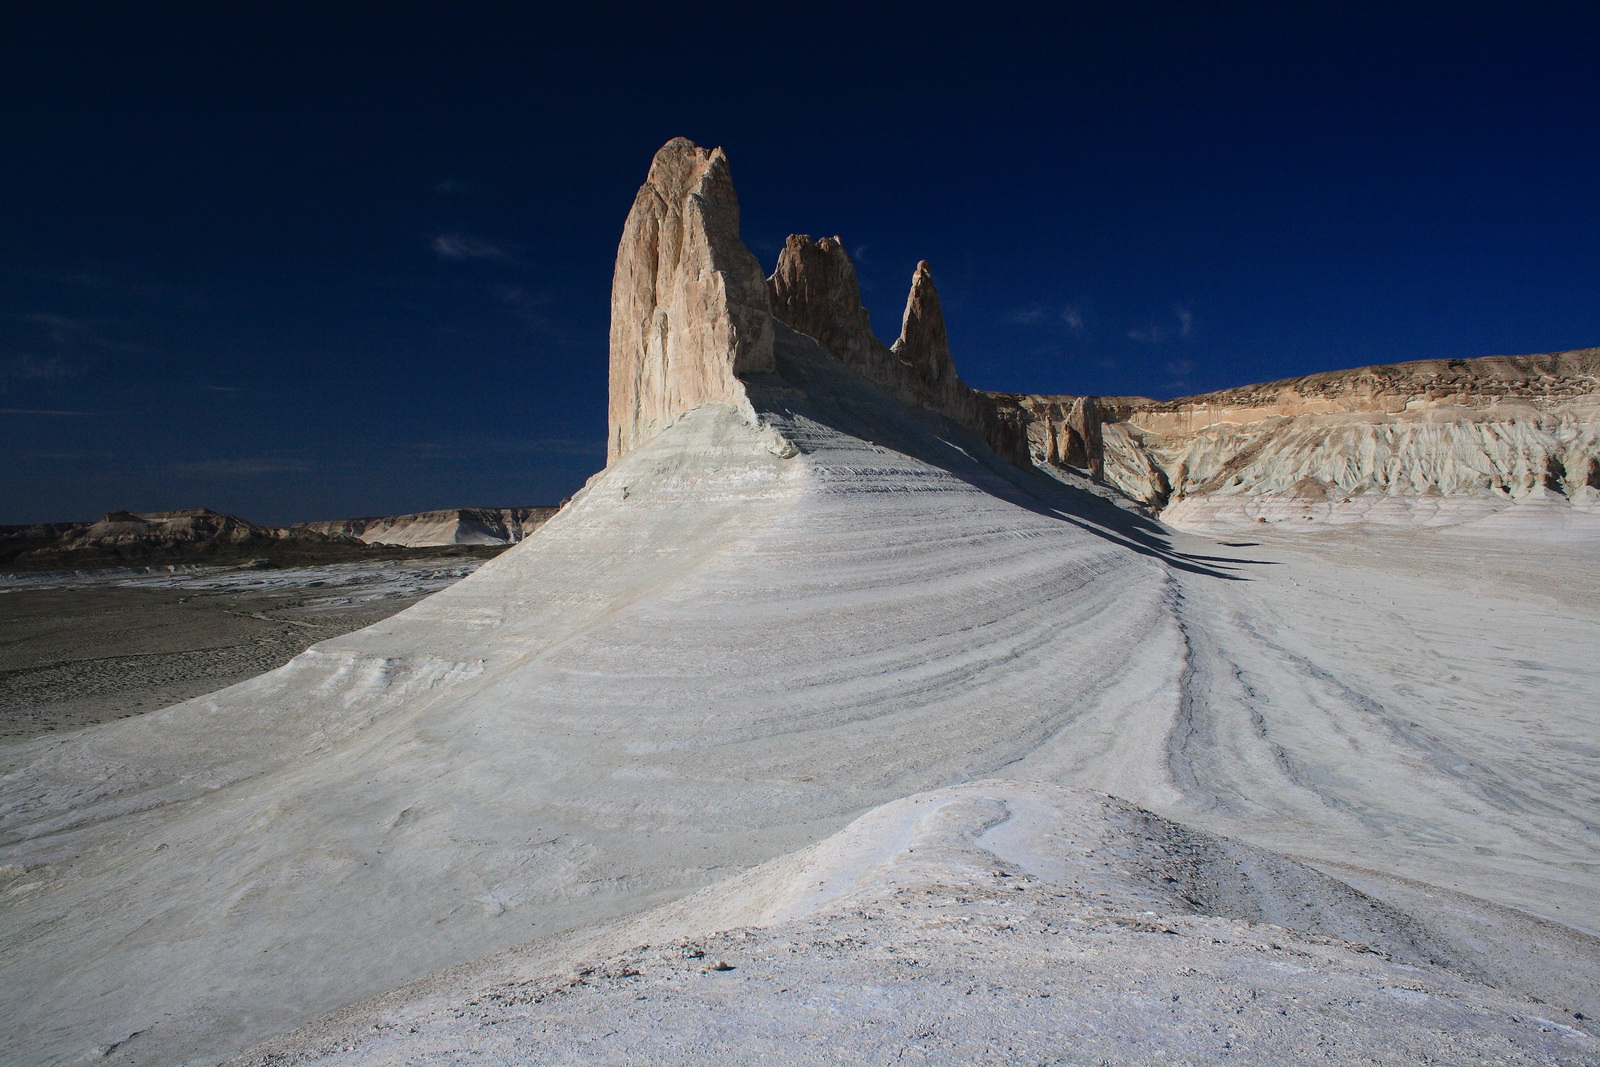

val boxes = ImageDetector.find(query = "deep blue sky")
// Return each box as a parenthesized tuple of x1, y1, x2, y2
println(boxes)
(3, 3, 1596, 524)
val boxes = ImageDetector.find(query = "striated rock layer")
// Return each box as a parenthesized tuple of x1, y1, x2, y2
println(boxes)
(294, 506, 559, 548)
(990, 348, 1600, 525)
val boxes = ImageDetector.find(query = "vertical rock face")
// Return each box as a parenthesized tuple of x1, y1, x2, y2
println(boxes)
(890, 261, 954, 383)
(767, 235, 879, 373)
(1060, 397, 1103, 475)
(608, 137, 774, 463)
(767, 240, 1031, 466)
(986, 394, 1105, 479)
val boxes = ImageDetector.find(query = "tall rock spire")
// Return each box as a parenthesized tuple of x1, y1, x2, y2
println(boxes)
(890, 261, 955, 383)
(766, 242, 1031, 467)
(607, 137, 773, 463)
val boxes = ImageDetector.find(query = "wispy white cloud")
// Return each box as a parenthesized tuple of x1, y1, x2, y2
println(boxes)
(1127, 324, 1174, 343)
(1006, 302, 1090, 337)
(2, 316, 109, 393)
(1061, 304, 1086, 336)
(492, 285, 555, 309)
(0, 354, 87, 387)
(1163, 358, 1197, 395)
(16, 268, 204, 309)
(1128, 305, 1195, 345)
(405, 435, 606, 462)
(432, 233, 518, 263)
(1005, 306, 1050, 326)
(491, 285, 588, 344)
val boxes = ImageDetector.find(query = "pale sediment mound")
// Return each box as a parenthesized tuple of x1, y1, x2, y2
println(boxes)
(236, 783, 1600, 1065)
(1, 138, 1596, 1066)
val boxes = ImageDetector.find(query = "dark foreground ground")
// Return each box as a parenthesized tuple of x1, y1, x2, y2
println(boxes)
(0, 554, 501, 742)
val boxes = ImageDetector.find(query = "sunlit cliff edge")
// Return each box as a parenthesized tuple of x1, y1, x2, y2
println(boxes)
(608, 138, 1598, 528)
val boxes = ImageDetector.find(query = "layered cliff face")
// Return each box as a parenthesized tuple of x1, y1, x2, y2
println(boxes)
(607, 138, 774, 463)
(294, 506, 559, 548)
(0, 506, 560, 570)
(0, 509, 361, 568)
(611, 138, 1598, 526)
(991, 348, 1600, 525)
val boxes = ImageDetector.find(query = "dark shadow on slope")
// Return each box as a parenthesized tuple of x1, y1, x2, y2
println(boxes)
(743, 324, 1270, 581)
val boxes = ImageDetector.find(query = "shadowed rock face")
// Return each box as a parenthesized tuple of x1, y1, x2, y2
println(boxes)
(607, 138, 774, 463)
(766, 236, 1031, 466)
(766, 235, 878, 372)
(608, 142, 1034, 470)
(1004, 395, 1105, 479)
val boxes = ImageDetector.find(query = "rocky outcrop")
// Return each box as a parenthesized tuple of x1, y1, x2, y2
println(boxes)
(890, 261, 953, 381)
(766, 235, 878, 372)
(608, 144, 1030, 468)
(295, 506, 559, 548)
(606, 139, 1596, 523)
(766, 236, 1030, 465)
(0, 509, 364, 569)
(991, 347, 1600, 522)
(55, 509, 349, 552)
(1000, 394, 1104, 478)
(1, 505, 558, 570)
(608, 137, 774, 463)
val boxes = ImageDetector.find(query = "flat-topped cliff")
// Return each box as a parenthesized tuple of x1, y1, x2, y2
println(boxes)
(989, 348, 1600, 522)
(294, 506, 559, 548)
(2, 504, 561, 570)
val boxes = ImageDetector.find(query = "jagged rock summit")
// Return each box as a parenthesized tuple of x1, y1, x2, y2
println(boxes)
(609, 140, 1028, 469)
(610, 138, 1597, 529)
